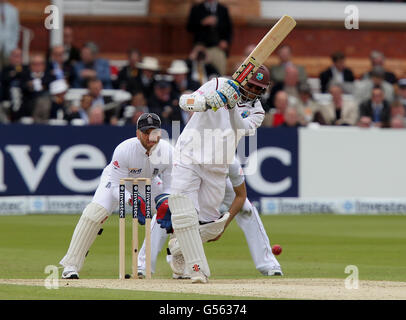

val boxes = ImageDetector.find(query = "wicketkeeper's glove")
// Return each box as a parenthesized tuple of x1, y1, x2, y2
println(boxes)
(155, 193, 173, 233)
(128, 194, 146, 225)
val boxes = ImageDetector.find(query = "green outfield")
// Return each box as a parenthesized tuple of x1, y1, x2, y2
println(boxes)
(1, 214, 406, 299)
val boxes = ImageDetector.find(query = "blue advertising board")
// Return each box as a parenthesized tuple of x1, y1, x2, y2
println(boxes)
(0, 125, 298, 201)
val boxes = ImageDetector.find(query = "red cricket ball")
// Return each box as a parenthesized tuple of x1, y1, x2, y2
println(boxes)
(272, 244, 282, 255)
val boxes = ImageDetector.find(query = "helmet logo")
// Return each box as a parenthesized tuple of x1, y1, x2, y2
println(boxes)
(256, 73, 264, 81)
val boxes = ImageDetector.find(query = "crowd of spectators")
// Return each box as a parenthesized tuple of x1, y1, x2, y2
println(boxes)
(1, 0, 406, 130)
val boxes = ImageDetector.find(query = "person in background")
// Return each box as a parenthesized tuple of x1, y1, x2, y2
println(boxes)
(322, 83, 358, 126)
(0, 48, 27, 121)
(148, 80, 183, 126)
(319, 51, 354, 94)
(65, 94, 93, 125)
(359, 85, 391, 128)
(396, 78, 406, 112)
(363, 50, 397, 85)
(357, 115, 372, 128)
(136, 56, 160, 99)
(186, 45, 219, 85)
(270, 45, 307, 84)
(18, 54, 55, 120)
(390, 115, 405, 129)
(292, 82, 322, 125)
(281, 106, 301, 128)
(48, 79, 70, 121)
(167, 59, 200, 97)
(88, 105, 105, 125)
(120, 92, 149, 125)
(116, 48, 142, 93)
(186, 0, 232, 75)
(72, 42, 112, 89)
(0, 0, 20, 70)
(47, 45, 74, 85)
(63, 26, 81, 66)
(354, 66, 394, 104)
(263, 90, 289, 127)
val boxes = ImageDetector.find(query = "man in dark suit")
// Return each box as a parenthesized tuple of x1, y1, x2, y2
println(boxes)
(18, 53, 55, 120)
(115, 48, 143, 93)
(63, 26, 81, 66)
(319, 51, 354, 93)
(362, 50, 397, 85)
(359, 85, 391, 128)
(187, 0, 232, 75)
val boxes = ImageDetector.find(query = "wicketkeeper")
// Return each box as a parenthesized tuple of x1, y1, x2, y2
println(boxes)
(60, 113, 172, 279)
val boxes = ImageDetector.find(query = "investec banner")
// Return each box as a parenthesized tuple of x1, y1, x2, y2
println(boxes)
(2, 125, 406, 215)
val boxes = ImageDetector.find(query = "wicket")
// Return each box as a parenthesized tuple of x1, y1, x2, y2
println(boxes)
(119, 177, 152, 280)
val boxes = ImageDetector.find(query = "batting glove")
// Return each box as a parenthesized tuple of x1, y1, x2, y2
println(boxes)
(218, 80, 240, 109)
(155, 193, 173, 233)
(129, 194, 146, 225)
(205, 90, 227, 112)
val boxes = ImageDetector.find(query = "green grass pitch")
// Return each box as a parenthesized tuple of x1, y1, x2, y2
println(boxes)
(0, 214, 405, 299)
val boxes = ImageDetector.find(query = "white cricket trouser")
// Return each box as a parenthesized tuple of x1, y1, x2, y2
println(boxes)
(171, 162, 227, 222)
(223, 179, 281, 273)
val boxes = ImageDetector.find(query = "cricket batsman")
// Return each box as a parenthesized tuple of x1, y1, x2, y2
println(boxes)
(167, 65, 270, 283)
(60, 113, 172, 279)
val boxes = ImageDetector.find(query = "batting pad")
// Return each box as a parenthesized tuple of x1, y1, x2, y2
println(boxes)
(60, 203, 109, 271)
(169, 194, 211, 277)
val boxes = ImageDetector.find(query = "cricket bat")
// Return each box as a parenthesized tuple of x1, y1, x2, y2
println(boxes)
(232, 15, 296, 86)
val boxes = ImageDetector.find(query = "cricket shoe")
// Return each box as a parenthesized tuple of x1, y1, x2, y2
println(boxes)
(266, 267, 283, 276)
(62, 266, 79, 279)
(191, 269, 208, 284)
(137, 269, 146, 279)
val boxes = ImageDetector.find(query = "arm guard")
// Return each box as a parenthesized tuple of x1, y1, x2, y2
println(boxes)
(179, 93, 208, 112)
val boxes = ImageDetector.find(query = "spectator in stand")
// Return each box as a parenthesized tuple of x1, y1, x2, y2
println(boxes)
(72, 42, 112, 89)
(18, 54, 55, 120)
(186, 0, 232, 75)
(86, 77, 118, 124)
(281, 106, 301, 128)
(63, 26, 81, 66)
(66, 94, 93, 125)
(0, 0, 20, 70)
(396, 78, 406, 111)
(167, 59, 200, 97)
(362, 50, 397, 85)
(292, 82, 323, 125)
(270, 44, 307, 84)
(263, 90, 289, 127)
(116, 48, 142, 93)
(48, 79, 70, 121)
(357, 116, 372, 128)
(88, 105, 105, 125)
(319, 51, 354, 94)
(359, 85, 391, 128)
(322, 83, 358, 126)
(122, 92, 149, 125)
(47, 45, 74, 85)
(354, 66, 394, 104)
(0, 48, 27, 121)
(391, 99, 405, 117)
(390, 115, 405, 129)
(148, 79, 183, 125)
(267, 64, 301, 111)
(136, 56, 160, 99)
(186, 45, 219, 85)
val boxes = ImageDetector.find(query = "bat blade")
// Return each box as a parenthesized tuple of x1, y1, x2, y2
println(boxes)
(232, 15, 296, 86)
